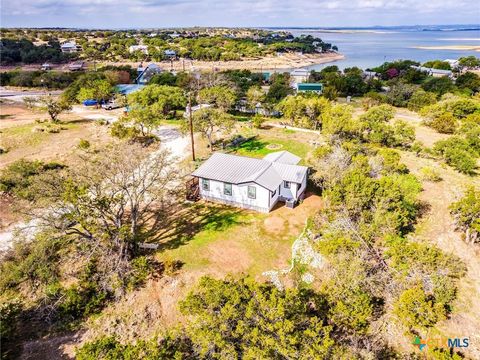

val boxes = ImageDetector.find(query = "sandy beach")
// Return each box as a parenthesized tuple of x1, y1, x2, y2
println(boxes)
(412, 45, 480, 52)
(102, 52, 345, 72)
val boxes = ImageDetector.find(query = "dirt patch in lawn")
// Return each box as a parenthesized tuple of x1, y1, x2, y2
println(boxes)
(266, 143, 283, 150)
(206, 238, 253, 275)
(264, 216, 286, 233)
(0, 103, 38, 129)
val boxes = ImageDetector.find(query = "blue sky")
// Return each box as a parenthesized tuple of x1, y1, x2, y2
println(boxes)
(1, 0, 479, 28)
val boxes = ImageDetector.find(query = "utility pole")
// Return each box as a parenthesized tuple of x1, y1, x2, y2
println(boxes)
(188, 92, 196, 161)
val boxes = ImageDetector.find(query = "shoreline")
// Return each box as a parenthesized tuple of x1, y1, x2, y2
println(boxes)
(157, 52, 345, 71)
(412, 45, 480, 51)
(0, 53, 345, 73)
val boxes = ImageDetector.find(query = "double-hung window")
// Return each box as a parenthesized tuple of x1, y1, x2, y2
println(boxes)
(202, 179, 210, 191)
(247, 185, 256, 199)
(224, 183, 233, 196)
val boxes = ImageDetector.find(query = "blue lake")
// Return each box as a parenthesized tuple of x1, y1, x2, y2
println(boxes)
(285, 27, 480, 70)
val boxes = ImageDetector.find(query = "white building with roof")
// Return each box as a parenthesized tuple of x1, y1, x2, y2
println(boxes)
(61, 41, 81, 53)
(129, 45, 149, 54)
(411, 65, 453, 78)
(191, 151, 308, 212)
(290, 68, 310, 83)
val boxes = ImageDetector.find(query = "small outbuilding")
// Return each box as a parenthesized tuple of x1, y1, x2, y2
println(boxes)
(296, 83, 323, 94)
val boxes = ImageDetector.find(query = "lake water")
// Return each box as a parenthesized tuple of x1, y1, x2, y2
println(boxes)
(284, 26, 480, 70)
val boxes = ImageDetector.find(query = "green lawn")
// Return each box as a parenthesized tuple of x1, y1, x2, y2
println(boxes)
(155, 203, 254, 269)
(233, 137, 312, 162)
(155, 202, 298, 276)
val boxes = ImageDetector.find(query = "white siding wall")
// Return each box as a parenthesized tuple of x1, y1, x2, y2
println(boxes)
(269, 184, 280, 210)
(279, 176, 307, 201)
(280, 181, 296, 200)
(199, 178, 272, 212)
(297, 173, 308, 199)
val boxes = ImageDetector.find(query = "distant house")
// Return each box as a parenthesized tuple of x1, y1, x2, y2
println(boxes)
(290, 68, 310, 83)
(191, 151, 308, 213)
(296, 83, 323, 94)
(164, 49, 177, 59)
(61, 41, 81, 53)
(444, 59, 460, 68)
(411, 65, 453, 78)
(135, 63, 162, 84)
(363, 70, 378, 79)
(68, 61, 85, 71)
(129, 45, 149, 54)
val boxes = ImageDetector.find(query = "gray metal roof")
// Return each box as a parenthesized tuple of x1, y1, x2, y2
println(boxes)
(272, 162, 308, 183)
(263, 151, 301, 165)
(192, 152, 307, 191)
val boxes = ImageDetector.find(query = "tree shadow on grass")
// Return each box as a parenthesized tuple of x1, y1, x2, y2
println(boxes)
(236, 139, 268, 154)
(64, 118, 100, 125)
(152, 203, 247, 252)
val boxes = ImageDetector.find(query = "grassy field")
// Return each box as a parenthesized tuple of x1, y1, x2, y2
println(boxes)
(229, 125, 319, 163)
(155, 194, 322, 279)
(0, 104, 112, 169)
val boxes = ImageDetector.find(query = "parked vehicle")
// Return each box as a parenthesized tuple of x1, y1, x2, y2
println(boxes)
(101, 101, 122, 110)
(83, 99, 98, 106)
(83, 99, 106, 106)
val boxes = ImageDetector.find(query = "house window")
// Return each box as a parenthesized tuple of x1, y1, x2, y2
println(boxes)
(224, 183, 232, 196)
(284, 181, 291, 189)
(271, 189, 276, 198)
(248, 186, 256, 199)
(202, 179, 210, 191)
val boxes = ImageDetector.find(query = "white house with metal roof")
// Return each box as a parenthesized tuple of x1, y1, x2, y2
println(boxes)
(191, 151, 308, 212)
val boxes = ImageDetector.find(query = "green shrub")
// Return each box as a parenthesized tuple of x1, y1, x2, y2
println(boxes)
(407, 89, 437, 111)
(430, 112, 457, 134)
(126, 256, 158, 290)
(433, 137, 478, 174)
(59, 284, 108, 321)
(428, 347, 465, 360)
(0, 159, 65, 200)
(77, 333, 194, 360)
(179, 276, 336, 358)
(394, 285, 445, 330)
(78, 139, 91, 149)
(420, 166, 442, 182)
(450, 187, 480, 244)
(443, 147, 477, 174)
(110, 122, 140, 139)
(251, 114, 266, 129)
(0, 298, 21, 340)
(421, 77, 455, 96)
